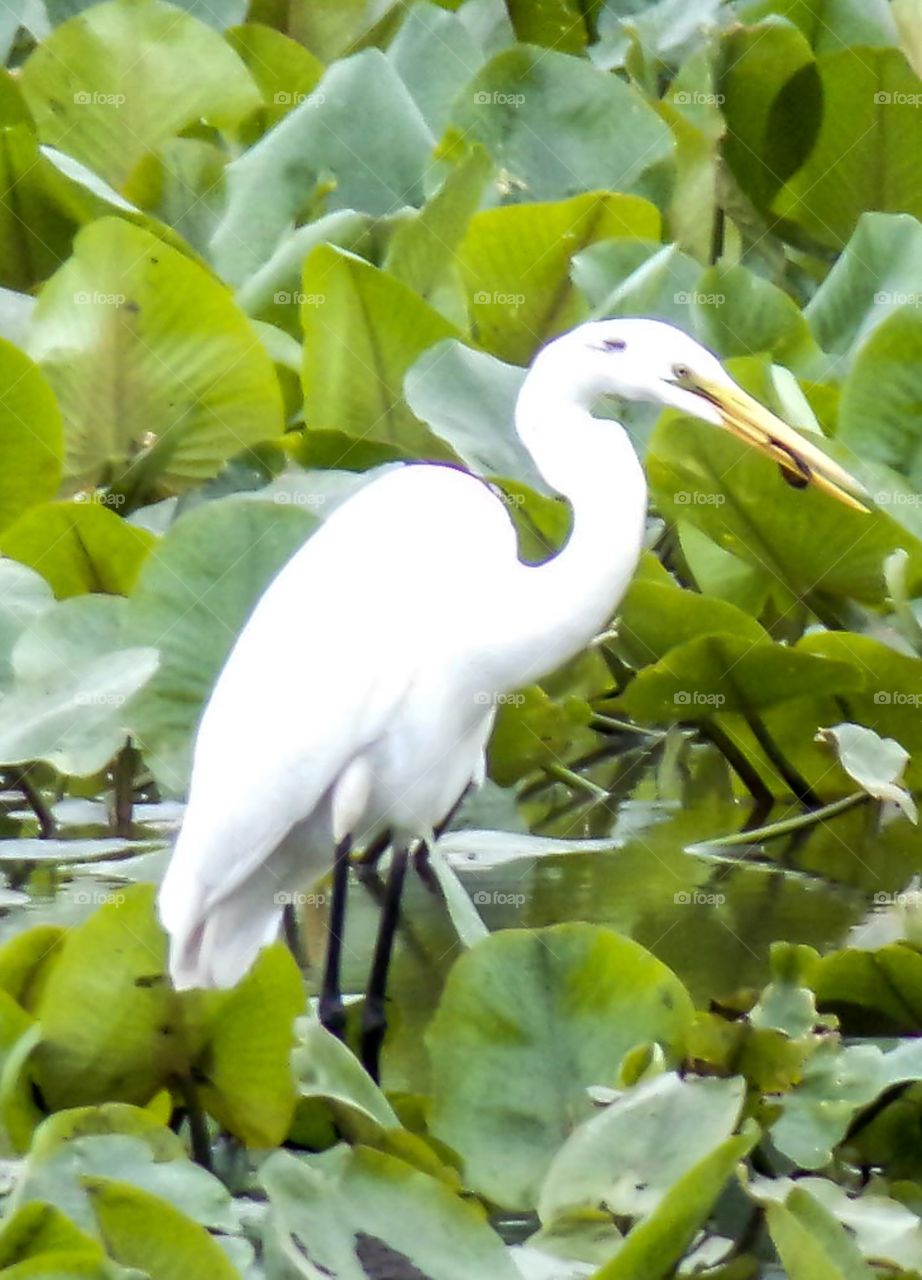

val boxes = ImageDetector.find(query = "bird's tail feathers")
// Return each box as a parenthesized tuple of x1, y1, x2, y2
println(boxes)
(160, 864, 281, 991)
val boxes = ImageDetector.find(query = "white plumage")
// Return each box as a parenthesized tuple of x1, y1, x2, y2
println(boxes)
(159, 318, 862, 992)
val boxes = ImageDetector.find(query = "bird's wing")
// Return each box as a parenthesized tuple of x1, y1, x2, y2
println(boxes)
(159, 463, 518, 930)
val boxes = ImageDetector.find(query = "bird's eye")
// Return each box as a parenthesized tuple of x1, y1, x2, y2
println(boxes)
(602, 337, 626, 352)
(672, 363, 693, 382)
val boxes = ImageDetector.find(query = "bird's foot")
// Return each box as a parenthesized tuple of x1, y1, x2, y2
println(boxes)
(318, 995, 348, 1043)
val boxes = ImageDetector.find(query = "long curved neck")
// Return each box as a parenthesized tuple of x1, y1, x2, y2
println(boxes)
(484, 380, 648, 694)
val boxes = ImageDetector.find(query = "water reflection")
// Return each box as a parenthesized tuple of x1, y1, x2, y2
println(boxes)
(2, 787, 921, 1090)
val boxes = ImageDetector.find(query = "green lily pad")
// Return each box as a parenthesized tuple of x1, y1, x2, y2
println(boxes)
(592, 1122, 759, 1280)
(388, 3, 487, 133)
(805, 212, 922, 365)
(261, 1145, 518, 1280)
(0, 561, 54, 689)
(0, 1200, 105, 1274)
(85, 1175, 241, 1280)
(1, 501, 154, 598)
(293, 1020, 400, 1139)
(225, 21, 324, 140)
(301, 244, 459, 459)
(647, 404, 922, 606)
(615, 579, 767, 670)
(29, 218, 285, 497)
(773, 1036, 922, 1167)
(405, 340, 537, 484)
(0, 925, 65, 1009)
(716, 19, 820, 213)
(195, 945, 302, 1148)
(618, 633, 861, 725)
(33, 884, 186, 1110)
(8, 1109, 238, 1238)
(459, 190, 660, 364)
(212, 47, 433, 282)
(838, 303, 922, 487)
(773, 47, 922, 248)
(20, 0, 260, 189)
(0, 125, 101, 292)
(453, 44, 672, 202)
(0, 339, 62, 535)
(538, 1072, 746, 1225)
(385, 143, 493, 322)
(0, 645, 158, 776)
(426, 924, 694, 1209)
(766, 1185, 876, 1280)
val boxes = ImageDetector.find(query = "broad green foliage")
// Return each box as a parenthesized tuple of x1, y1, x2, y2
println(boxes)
(456, 44, 673, 201)
(300, 244, 459, 458)
(262, 1145, 519, 1280)
(459, 191, 660, 363)
(426, 923, 694, 1207)
(20, 0, 260, 188)
(3, 0, 922, 1276)
(0, 340, 62, 531)
(86, 1176, 243, 1279)
(1, 501, 154, 597)
(29, 218, 286, 498)
(125, 495, 318, 790)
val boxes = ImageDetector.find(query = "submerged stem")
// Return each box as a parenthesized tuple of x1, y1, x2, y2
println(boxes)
(6, 767, 56, 838)
(543, 762, 608, 800)
(589, 713, 666, 738)
(691, 791, 869, 851)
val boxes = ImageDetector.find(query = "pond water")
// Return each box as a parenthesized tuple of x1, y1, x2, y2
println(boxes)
(1, 778, 920, 1092)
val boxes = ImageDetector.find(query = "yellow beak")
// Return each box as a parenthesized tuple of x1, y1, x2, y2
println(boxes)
(692, 377, 870, 513)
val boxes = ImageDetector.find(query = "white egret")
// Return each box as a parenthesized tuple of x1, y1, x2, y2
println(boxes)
(158, 318, 865, 1076)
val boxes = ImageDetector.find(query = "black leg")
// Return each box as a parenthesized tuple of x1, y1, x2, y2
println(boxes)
(412, 840, 440, 894)
(412, 783, 473, 895)
(360, 843, 409, 1080)
(433, 783, 472, 841)
(318, 835, 351, 1041)
(354, 827, 392, 887)
(282, 903, 305, 967)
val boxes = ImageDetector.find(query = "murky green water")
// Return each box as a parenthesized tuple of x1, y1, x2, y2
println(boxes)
(2, 783, 920, 1091)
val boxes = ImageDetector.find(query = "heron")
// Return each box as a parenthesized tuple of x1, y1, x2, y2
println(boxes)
(158, 318, 866, 1079)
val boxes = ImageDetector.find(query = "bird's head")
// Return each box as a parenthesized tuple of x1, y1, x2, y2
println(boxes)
(535, 318, 868, 512)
